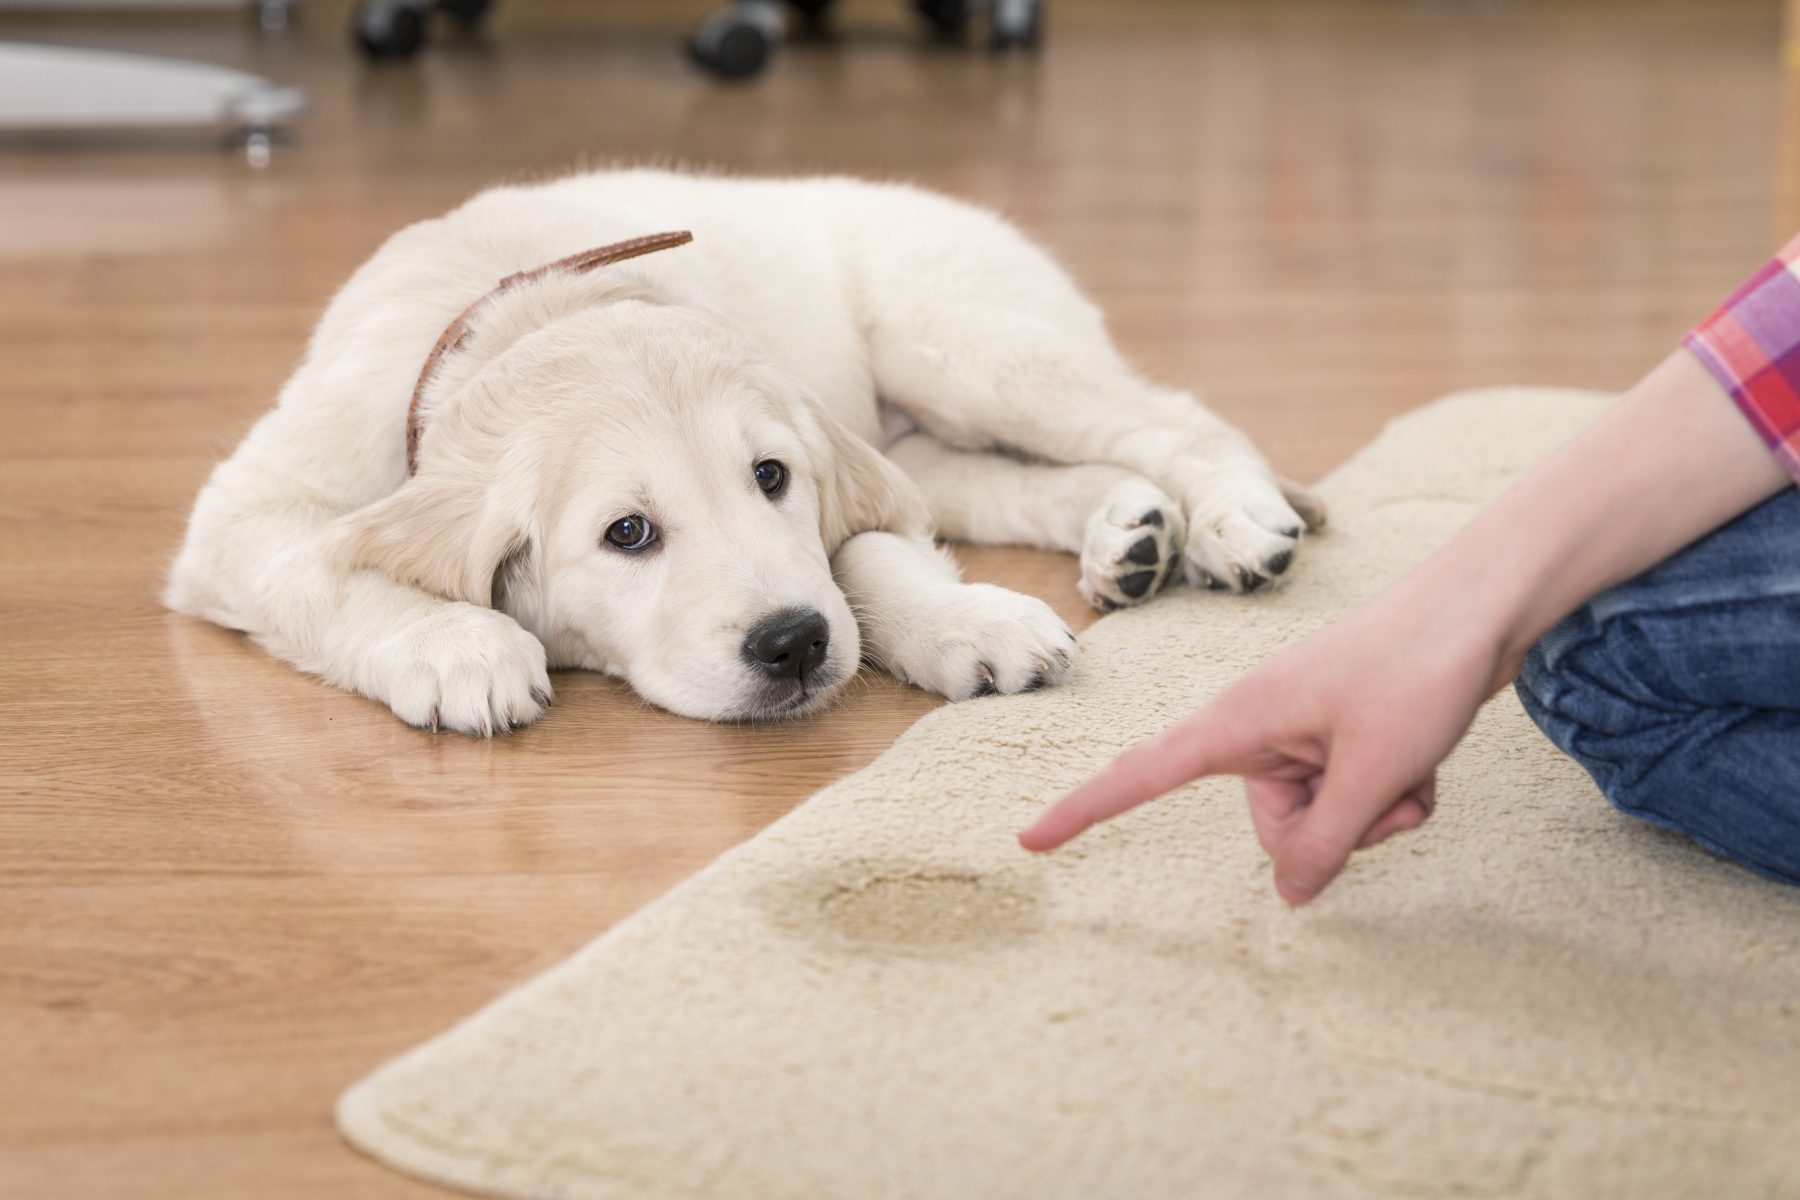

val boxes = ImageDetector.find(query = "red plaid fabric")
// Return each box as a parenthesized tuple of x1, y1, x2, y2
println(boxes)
(1684, 233, 1800, 484)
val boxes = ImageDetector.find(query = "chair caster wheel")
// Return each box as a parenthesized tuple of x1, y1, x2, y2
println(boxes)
(989, 0, 1042, 51)
(691, 2, 783, 79)
(242, 128, 274, 168)
(353, 0, 426, 59)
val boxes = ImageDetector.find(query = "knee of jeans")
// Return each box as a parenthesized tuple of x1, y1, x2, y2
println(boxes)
(1514, 608, 1684, 795)
(1516, 607, 1611, 724)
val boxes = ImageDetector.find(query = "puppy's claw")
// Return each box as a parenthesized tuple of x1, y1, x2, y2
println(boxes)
(973, 662, 998, 698)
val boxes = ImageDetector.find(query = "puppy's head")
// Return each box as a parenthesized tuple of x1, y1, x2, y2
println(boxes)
(337, 278, 928, 721)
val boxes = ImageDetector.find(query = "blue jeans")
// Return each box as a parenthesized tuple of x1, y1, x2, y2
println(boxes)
(1515, 486, 1800, 885)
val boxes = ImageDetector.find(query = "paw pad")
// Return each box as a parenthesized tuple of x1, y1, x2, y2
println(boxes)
(1117, 570, 1157, 599)
(1125, 535, 1160, 566)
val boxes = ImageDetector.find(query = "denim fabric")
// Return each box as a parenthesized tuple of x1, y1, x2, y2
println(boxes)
(1516, 486, 1800, 884)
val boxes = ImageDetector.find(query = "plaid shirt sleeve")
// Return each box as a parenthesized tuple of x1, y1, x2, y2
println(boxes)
(1683, 233, 1800, 484)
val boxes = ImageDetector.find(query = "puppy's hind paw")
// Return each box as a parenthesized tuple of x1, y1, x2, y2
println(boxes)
(1179, 468, 1315, 595)
(1078, 478, 1185, 612)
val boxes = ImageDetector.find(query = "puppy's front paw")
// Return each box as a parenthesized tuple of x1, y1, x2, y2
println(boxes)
(372, 605, 552, 736)
(1079, 478, 1186, 612)
(1180, 469, 1313, 595)
(886, 584, 1079, 701)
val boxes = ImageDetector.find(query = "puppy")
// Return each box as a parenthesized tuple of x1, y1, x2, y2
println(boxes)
(167, 169, 1322, 731)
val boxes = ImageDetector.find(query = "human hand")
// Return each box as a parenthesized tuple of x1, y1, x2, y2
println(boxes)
(1022, 351, 1795, 904)
(1018, 579, 1510, 904)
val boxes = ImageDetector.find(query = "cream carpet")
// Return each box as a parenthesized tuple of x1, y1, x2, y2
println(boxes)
(339, 389, 1800, 1200)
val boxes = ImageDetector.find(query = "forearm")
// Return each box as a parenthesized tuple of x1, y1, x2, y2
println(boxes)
(1400, 350, 1791, 687)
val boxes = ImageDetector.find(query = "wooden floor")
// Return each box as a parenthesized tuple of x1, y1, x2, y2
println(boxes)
(2, 1, 1794, 1195)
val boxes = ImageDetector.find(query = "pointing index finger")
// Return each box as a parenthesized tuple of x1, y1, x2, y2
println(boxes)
(1017, 704, 1251, 851)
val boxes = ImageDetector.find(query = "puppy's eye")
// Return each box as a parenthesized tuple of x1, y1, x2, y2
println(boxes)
(754, 459, 788, 499)
(603, 514, 656, 552)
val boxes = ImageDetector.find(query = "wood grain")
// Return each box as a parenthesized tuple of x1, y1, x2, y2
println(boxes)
(1, 0, 1793, 1195)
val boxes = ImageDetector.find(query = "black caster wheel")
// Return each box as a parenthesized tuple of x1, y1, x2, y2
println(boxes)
(989, 0, 1042, 51)
(914, 0, 971, 42)
(437, 0, 490, 27)
(691, 3, 783, 80)
(354, 1, 426, 59)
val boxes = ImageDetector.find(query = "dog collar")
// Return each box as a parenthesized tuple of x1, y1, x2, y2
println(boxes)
(405, 230, 694, 475)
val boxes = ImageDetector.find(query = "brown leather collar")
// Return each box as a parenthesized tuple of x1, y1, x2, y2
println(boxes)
(405, 230, 694, 475)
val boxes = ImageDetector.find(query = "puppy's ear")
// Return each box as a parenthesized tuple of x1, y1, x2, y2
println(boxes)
(332, 474, 532, 609)
(812, 410, 934, 552)
(1279, 476, 1328, 532)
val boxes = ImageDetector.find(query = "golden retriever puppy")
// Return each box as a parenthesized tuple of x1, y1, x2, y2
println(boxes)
(167, 169, 1321, 732)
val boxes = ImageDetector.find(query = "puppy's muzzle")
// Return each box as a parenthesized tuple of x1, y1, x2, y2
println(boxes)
(743, 608, 830, 682)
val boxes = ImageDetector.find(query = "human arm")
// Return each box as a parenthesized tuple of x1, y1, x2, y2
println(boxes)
(1018, 348, 1792, 904)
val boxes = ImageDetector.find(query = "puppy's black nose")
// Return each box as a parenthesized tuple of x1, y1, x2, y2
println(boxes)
(744, 608, 830, 680)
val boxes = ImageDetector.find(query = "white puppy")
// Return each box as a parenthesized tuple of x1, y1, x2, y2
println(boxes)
(167, 169, 1322, 732)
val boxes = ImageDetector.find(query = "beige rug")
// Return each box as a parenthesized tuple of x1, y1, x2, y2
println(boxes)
(339, 389, 1800, 1200)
